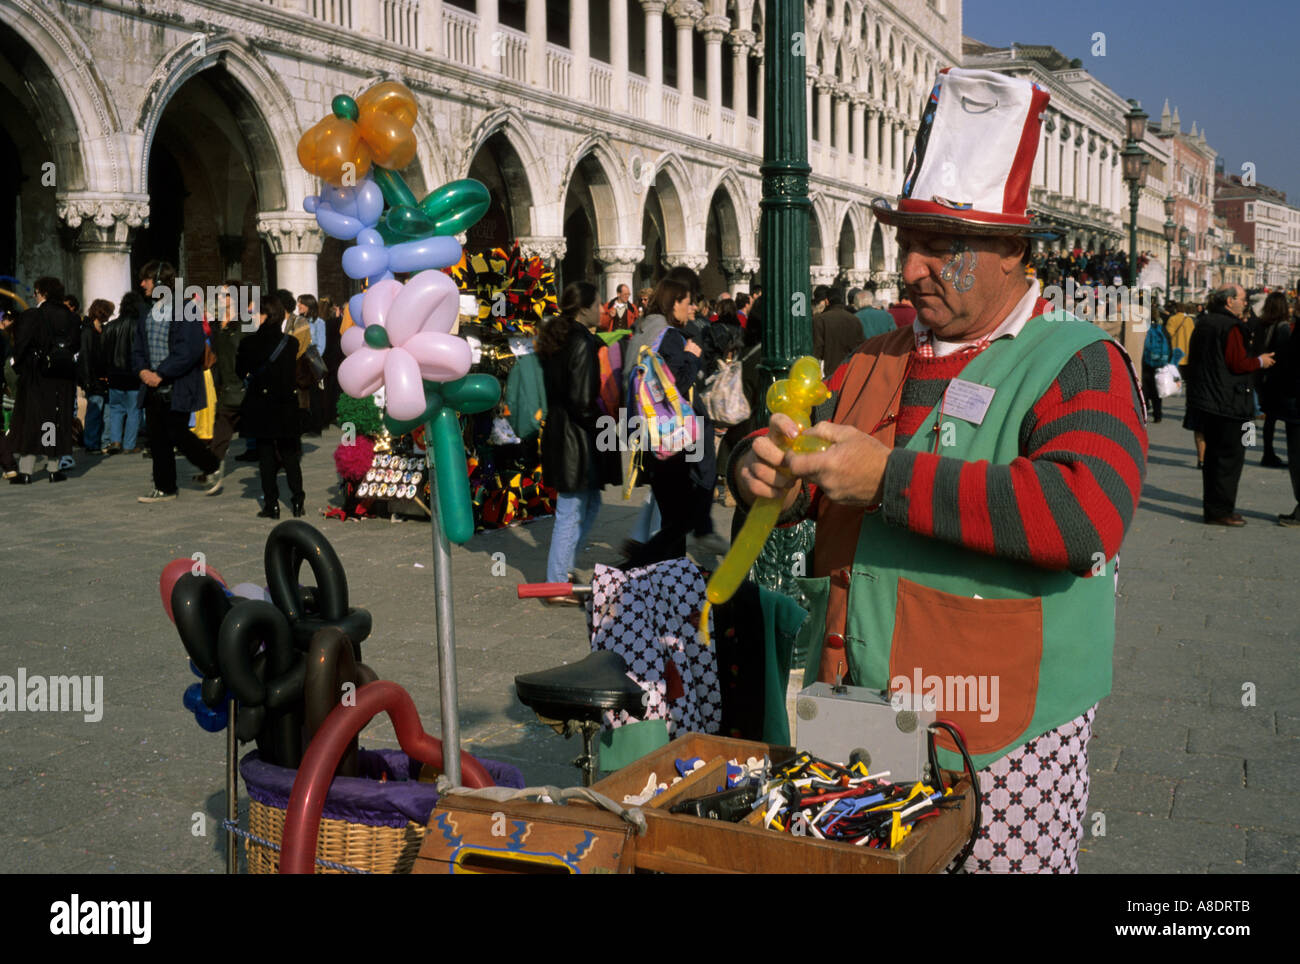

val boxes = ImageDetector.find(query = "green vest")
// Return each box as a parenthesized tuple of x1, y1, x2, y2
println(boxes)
(801, 312, 1121, 771)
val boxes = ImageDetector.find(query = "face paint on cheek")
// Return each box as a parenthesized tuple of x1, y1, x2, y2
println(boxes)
(939, 240, 977, 293)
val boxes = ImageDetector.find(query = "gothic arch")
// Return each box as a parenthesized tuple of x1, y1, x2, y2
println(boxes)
(704, 168, 754, 259)
(646, 152, 693, 254)
(464, 108, 546, 207)
(135, 36, 295, 210)
(561, 134, 632, 248)
(0, 0, 124, 193)
(808, 192, 834, 265)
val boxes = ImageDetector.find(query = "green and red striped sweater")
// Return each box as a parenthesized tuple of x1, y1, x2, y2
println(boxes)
(729, 338, 1147, 574)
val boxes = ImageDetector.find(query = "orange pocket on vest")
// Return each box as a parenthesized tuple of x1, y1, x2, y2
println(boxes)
(888, 578, 1042, 756)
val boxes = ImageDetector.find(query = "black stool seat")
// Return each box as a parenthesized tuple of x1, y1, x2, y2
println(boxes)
(515, 650, 647, 722)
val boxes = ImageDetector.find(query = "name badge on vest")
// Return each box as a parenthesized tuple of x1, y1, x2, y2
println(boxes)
(943, 378, 996, 424)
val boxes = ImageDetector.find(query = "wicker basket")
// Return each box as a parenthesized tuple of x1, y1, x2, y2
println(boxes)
(247, 798, 426, 874)
(239, 748, 524, 875)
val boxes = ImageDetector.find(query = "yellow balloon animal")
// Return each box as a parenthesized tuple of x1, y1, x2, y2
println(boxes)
(699, 356, 831, 646)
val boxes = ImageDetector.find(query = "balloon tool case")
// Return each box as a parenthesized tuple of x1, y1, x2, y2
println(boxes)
(589, 733, 974, 874)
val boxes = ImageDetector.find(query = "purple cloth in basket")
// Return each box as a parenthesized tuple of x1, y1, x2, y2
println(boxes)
(240, 748, 526, 828)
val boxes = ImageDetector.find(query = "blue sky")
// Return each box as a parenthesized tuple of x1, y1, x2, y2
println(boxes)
(964, 0, 1300, 201)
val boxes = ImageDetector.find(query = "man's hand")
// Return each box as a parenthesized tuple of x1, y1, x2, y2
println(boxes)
(1258, 352, 1276, 369)
(139, 370, 161, 388)
(684, 340, 702, 358)
(735, 413, 801, 505)
(784, 421, 892, 506)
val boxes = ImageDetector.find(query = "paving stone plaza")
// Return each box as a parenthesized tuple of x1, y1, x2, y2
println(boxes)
(1, 396, 1296, 873)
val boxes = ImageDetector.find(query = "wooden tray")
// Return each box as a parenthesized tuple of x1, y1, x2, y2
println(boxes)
(591, 733, 975, 874)
(412, 795, 637, 875)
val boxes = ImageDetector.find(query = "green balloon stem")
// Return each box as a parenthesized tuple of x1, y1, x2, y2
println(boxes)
(373, 168, 419, 210)
(429, 408, 474, 544)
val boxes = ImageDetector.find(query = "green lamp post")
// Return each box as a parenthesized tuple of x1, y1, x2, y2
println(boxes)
(756, 0, 812, 416)
(1121, 100, 1149, 291)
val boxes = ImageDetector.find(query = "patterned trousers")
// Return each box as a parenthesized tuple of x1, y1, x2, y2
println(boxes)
(964, 706, 1096, 874)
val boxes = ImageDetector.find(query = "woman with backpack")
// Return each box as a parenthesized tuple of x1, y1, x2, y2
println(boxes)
(7, 276, 77, 484)
(537, 282, 622, 592)
(621, 277, 727, 567)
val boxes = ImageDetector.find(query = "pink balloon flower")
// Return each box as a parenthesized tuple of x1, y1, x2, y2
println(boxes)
(338, 270, 472, 421)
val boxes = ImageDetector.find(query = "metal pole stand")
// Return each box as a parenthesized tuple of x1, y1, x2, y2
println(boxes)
(427, 454, 463, 788)
(226, 697, 238, 874)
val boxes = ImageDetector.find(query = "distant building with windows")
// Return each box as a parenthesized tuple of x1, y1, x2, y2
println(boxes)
(1215, 171, 1300, 291)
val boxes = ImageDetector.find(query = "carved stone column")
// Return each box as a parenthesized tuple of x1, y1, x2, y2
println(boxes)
(58, 193, 150, 308)
(517, 235, 567, 267)
(595, 244, 646, 301)
(729, 29, 754, 149)
(700, 14, 729, 136)
(256, 213, 325, 299)
(664, 250, 710, 275)
(810, 264, 840, 287)
(642, 0, 667, 123)
(719, 255, 760, 292)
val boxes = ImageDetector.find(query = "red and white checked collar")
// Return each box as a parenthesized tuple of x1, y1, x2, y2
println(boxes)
(912, 285, 1046, 359)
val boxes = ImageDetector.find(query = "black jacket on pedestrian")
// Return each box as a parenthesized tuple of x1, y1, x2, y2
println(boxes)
(1271, 321, 1299, 421)
(1186, 310, 1255, 420)
(211, 320, 247, 411)
(9, 300, 77, 455)
(236, 321, 299, 439)
(540, 324, 620, 493)
(102, 313, 140, 392)
(78, 321, 109, 397)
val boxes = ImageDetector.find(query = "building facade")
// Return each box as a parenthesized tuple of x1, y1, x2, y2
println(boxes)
(0, 0, 963, 314)
(1214, 173, 1299, 291)
(962, 41, 1127, 256)
(1155, 102, 1218, 299)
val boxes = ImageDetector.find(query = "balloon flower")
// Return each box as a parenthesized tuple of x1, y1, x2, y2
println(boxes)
(698, 357, 832, 645)
(303, 81, 500, 543)
(297, 82, 419, 186)
(338, 271, 499, 543)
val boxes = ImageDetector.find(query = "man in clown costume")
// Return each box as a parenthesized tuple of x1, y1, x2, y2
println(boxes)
(731, 68, 1148, 873)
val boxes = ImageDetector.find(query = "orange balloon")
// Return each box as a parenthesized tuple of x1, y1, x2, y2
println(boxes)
(358, 109, 417, 170)
(356, 81, 418, 127)
(340, 303, 355, 334)
(298, 115, 370, 186)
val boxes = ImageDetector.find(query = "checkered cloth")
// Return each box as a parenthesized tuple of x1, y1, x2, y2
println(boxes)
(964, 706, 1097, 874)
(912, 325, 995, 359)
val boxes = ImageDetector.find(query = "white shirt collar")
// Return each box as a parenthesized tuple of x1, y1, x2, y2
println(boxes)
(913, 283, 1040, 358)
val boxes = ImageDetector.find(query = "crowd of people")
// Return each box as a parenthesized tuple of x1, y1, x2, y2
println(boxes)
(1146, 286, 1300, 526)
(1028, 245, 1139, 288)
(1, 264, 345, 519)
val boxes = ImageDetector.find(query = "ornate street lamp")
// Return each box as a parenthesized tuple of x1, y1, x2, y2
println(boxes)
(1163, 195, 1177, 301)
(1121, 100, 1149, 291)
(1178, 226, 1189, 302)
(757, 0, 811, 409)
